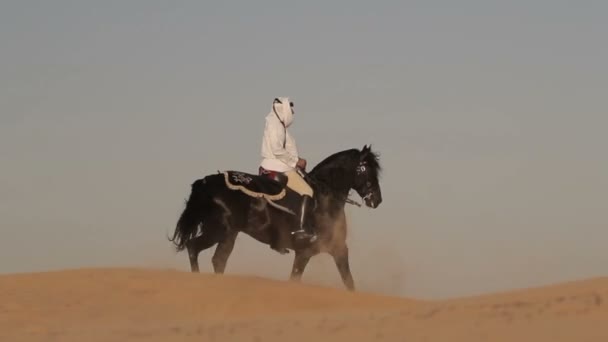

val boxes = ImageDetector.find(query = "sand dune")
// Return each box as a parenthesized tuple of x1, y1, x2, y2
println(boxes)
(1, 268, 607, 341)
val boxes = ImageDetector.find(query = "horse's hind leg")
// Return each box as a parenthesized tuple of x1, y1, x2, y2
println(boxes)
(290, 251, 311, 282)
(211, 230, 238, 274)
(186, 234, 219, 272)
(331, 245, 355, 291)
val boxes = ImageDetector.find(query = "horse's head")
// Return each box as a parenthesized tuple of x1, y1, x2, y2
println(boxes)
(352, 144, 383, 208)
(308, 144, 383, 209)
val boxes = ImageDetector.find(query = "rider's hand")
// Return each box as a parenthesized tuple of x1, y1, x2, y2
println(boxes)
(296, 158, 307, 170)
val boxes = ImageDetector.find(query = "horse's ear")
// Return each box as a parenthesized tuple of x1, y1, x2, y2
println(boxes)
(360, 144, 370, 160)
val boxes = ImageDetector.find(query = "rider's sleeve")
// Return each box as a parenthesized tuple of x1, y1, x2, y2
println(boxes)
(267, 120, 299, 168)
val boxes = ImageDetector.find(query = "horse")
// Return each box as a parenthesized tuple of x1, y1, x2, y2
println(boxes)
(169, 144, 382, 291)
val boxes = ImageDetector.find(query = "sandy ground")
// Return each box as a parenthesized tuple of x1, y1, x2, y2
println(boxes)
(1, 268, 607, 341)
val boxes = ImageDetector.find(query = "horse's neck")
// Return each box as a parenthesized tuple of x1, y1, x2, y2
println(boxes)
(309, 166, 353, 202)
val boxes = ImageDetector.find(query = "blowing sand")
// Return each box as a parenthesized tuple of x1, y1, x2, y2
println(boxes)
(1, 268, 607, 341)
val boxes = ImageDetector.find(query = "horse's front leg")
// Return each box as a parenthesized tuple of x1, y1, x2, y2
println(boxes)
(331, 245, 355, 291)
(290, 251, 311, 282)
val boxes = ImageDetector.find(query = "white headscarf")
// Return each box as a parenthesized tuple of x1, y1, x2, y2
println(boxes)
(272, 97, 294, 127)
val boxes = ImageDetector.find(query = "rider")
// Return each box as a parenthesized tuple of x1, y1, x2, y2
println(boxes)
(259, 97, 317, 244)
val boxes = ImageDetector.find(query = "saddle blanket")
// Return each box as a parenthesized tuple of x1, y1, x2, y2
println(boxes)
(222, 171, 286, 201)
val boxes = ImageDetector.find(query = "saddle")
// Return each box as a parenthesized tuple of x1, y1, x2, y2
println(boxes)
(222, 170, 287, 201)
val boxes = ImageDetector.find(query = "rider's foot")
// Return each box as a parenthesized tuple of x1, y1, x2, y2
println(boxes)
(292, 229, 317, 243)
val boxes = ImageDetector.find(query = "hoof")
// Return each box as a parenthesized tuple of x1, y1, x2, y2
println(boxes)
(271, 247, 290, 255)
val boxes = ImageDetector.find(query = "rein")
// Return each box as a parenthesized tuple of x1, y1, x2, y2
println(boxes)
(345, 197, 362, 207)
(296, 168, 363, 207)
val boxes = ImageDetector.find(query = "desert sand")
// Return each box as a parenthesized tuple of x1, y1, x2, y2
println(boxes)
(1, 268, 607, 342)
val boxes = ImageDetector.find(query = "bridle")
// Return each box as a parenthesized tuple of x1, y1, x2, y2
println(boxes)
(354, 160, 373, 206)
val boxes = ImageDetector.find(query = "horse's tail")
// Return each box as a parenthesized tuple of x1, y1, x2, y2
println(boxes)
(169, 177, 214, 252)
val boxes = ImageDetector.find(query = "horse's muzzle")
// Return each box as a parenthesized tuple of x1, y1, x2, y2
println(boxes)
(364, 191, 382, 208)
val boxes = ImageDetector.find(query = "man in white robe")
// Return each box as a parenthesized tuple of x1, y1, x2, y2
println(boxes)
(259, 97, 317, 244)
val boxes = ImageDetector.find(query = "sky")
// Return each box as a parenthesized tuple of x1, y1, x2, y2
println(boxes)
(1, 1, 607, 299)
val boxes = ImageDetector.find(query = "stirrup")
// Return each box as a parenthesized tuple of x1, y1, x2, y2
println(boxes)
(291, 229, 317, 243)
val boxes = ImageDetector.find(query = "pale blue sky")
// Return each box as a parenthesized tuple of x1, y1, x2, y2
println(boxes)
(1, 1, 607, 299)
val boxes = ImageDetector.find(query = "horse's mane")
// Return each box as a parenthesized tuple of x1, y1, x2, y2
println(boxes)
(310, 146, 382, 176)
(309, 149, 359, 174)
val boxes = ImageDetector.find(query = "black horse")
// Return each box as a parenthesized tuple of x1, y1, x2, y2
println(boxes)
(169, 145, 382, 291)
